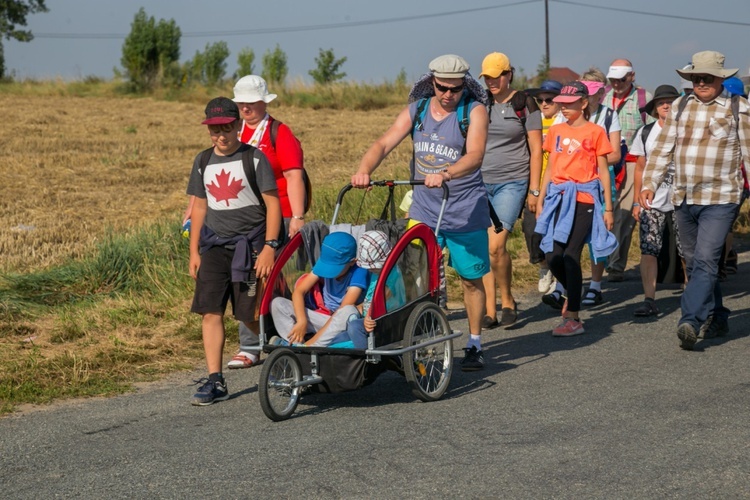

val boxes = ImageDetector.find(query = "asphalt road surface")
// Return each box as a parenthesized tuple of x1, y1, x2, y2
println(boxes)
(2, 252, 749, 498)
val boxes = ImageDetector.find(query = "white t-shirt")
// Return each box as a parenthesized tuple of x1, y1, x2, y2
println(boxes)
(631, 122, 675, 211)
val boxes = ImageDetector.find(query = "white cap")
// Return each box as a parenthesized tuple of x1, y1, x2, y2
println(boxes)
(232, 75, 277, 104)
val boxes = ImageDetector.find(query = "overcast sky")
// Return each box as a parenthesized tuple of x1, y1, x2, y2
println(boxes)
(6, 0, 750, 92)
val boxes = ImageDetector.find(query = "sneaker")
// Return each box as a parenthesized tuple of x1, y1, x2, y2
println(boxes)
(538, 268, 554, 293)
(542, 290, 565, 310)
(633, 299, 659, 317)
(461, 346, 484, 372)
(581, 288, 603, 306)
(677, 323, 698, 351)
(227, 351, 259, 369)
(480, 315, 499, 331)
(699, 315, 729, 339)
(499, 301, 518, 327)
(268, 336, 289, 346)
(191, 378, 229, 406)
(607, 270, 625, 282)
(552, 319, 585, 337)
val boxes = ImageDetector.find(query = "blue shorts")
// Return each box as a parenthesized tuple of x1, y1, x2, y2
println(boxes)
(485, 180, 529, 232)
(438, 229, 490, 280)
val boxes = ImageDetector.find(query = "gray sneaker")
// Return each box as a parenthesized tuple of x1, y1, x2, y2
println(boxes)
(699, 316, 729, 339)
(677, 323, 698, 351)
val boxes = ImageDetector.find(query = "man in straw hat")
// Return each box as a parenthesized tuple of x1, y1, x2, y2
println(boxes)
(351, 54, 491, 371)
(641, 50, 750, 351)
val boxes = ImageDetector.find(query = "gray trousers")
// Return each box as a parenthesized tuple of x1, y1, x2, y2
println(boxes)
(271, 297, 358, 346)
(608, 161, 638, 273)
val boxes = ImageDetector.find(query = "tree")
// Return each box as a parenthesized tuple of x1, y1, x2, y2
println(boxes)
(533, 54, 550, 87)
(261, 44, 287, 85)
(309, 48, 347, 85)
(0, 0, 49, 79)
(202, 41, 229, 86)
(234, 48, 255, 79)
(120, 8, 181, 91)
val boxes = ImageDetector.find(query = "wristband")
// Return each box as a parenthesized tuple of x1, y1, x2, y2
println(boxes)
(632, 203, 640, 207)
(605, 209, 613, 212)
(291, 215, 305, 220)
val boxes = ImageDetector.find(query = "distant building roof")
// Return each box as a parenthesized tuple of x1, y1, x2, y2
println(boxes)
(548, 67, 579, 84)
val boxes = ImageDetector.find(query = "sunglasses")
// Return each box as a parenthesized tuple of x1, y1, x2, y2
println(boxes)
(609, 76, 630, 83)
(534, 97, 555, 105)
(208, 123, 236, 134)
(434, 81, 465, 94)
(690, 74, 715, 84)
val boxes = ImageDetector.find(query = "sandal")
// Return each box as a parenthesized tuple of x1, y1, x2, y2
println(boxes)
(581, 288, 603, 306)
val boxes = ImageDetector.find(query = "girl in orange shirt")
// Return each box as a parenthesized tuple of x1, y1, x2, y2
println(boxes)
(536, 81, 615, 336)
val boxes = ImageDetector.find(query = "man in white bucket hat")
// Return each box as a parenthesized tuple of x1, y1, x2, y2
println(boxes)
(641, 50, 750, 351)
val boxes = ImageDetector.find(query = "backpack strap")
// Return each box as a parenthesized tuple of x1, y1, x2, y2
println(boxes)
(198, 146, 214, 173)
(674, 95, 690, 123)
(637, 87, 648, 124)
(603, 107, 614, 136)
(456, 91, 472, 139)
(241, 147, 266, 209)
(269, 117, 281, 150)
(486, 88, 495, 123)
(640, 122, 656, 150)
(411, 97, 430, 138)
(731, 94, 740, 122)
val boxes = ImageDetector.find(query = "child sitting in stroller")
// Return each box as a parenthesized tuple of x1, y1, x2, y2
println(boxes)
(271, 232, 367, 346)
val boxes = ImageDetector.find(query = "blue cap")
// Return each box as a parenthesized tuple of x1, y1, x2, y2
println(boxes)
(723, 77, 746, 97)
(526, 79, 563, 96)
(312, 232, 357, 278)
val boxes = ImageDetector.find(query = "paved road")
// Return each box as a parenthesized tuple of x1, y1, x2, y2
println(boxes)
(2, 252, 750, 498)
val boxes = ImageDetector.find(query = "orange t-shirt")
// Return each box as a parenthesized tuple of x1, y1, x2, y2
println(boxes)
(543, 121, 613, 203)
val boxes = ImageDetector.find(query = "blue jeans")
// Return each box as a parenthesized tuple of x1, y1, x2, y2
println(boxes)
(675, 200, 738, 328)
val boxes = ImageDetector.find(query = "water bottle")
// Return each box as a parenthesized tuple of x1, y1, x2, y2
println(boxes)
(181, 219, 191, 239)
(246, 252, 258, 297)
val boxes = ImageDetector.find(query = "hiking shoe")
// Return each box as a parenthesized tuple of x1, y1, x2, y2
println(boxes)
(538, 268, 554, 293)
(607, 270, 625, 282)
(699, 315, 729, 339)
(227, 351, 259, 369)
(480, 315, 499, 331)
(725, 249, 738, 274)
(542, 291, 565, 310)
(633, 300, 659, 317)
(677, 323, 698, 351)
(499, 301, 518, 327)
(581, 288, 603, 306)
(191, 378, 229, 406)
(552, 319, 585, 337)
(461, 346, 484, 372)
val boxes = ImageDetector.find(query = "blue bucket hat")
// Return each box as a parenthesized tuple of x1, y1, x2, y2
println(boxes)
(312, 232, 358, 279)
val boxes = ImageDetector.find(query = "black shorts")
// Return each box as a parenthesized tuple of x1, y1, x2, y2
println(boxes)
(191, 245, 258, 322)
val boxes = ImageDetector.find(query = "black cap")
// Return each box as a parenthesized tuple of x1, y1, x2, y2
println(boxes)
(553, 81, 589, 103)
(202, 97, 240, 125)
(639, 85, 680, 116)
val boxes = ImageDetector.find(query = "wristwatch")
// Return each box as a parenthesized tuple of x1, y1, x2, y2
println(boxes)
(529, 189, 540, 197)
(265, 239, 280, 249)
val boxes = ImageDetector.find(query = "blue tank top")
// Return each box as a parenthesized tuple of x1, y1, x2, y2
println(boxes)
(408, 99, 489, 232)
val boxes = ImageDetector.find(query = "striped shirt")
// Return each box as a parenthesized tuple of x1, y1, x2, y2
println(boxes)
(643, 93, 750, 206)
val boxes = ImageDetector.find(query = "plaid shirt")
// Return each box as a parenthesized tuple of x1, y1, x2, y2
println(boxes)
(643, 93, 750, 205)
(605, 86, 654, 147)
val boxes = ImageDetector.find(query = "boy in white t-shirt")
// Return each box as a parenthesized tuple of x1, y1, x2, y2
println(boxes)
(631, 85, 683, 316)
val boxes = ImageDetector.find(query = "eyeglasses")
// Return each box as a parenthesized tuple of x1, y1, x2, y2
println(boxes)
(208, 123, 236, 134)
(534, 97, 555, 105)
(609, 75, 630, 84)
(434, 82, 464, 94)
(690, 74, 715, 84)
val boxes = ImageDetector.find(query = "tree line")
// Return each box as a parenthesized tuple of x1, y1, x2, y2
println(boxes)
(119, 8, 347, 91)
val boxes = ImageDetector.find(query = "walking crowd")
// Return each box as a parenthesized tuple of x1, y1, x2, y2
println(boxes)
(184, 49, 750, 405)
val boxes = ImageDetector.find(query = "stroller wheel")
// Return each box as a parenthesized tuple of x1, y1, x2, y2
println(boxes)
(259, 348, 302, 421)
(402, 302, 453, 402)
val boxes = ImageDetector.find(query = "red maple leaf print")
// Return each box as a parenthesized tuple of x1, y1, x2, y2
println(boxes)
(207, 169, 245, 206)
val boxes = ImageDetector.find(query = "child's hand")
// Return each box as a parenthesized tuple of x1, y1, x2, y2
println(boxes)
(288, 323, 307, 344)
(255, 246, 275, 280)
(189, 252, 201, 279)
(364, 315, 376, 332)
(604, 211, 614, 231)
(535, 201, 544, 219)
